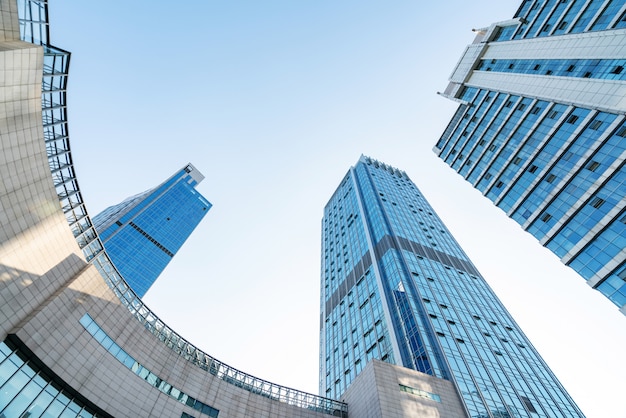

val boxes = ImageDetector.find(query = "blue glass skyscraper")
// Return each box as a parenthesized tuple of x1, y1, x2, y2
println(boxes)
(93, 164, 211, 297)
(435, 0, 626, 314)
(320, 156, 583, 417)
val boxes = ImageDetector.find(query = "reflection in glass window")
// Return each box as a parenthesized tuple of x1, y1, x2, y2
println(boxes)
(0, 340, 102, 417)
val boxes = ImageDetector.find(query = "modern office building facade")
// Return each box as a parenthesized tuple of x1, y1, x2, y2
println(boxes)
(93, 164, 211, 297)
(0, 1, 349, 417)
(320, 156, 584, 417)
(434, 0, 626, 313)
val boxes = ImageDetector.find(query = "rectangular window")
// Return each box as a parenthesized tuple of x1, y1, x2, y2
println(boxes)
(590, 197, 605, 208)
(399, 384, 441, 403)
(586, 161, 600, 172)
(589, 120, 602, 130)
(520, 395, 538, 413)
(566, 115, 579, 124)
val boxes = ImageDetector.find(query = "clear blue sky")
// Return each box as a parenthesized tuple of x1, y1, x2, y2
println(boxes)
(51, 2, 626, 417)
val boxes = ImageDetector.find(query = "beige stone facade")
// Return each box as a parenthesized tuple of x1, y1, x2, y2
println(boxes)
(0, 1, 343, 416)
(342, 360, 467, 418)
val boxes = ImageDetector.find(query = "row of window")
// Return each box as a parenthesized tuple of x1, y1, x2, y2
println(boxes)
(406, 248, 580, 416)
(0, 340, 104, 417)
(477, 58, 626, 81)
(128, 221, 175, 257)
(399, 383, 441, 403)
(79, 314, 219, 418)
(597, 263, 626, 306)
(506, 0, 626, 41)
(439, 81, 625, 304)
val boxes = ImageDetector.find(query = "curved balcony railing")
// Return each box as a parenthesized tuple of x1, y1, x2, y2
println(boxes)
(17, 1, 347, 416)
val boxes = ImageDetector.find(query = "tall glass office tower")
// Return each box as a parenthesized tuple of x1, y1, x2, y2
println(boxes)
(319, 156, 584, 417)
(93, 164, 211, 297)
(435, 0, 626, 314)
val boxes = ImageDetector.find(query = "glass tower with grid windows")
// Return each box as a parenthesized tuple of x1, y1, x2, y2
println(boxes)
(93, 164, 211, 297)
(319, 156, 584, 417)
(435, 0, 626, 314)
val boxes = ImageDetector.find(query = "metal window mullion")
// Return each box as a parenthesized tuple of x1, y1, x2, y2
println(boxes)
(348, 166, 404, 370)
(446, 91, 497, 168)
(585, 0, 614, 31)
(607, 2, 626, 28)
(564, 205, 626, 280)
(481, 98, 543, 195)
(526, 115, 624, 230)
(44, 133, 68, 144)
(41, 87, 65, 94)
(42, 103, 66, 112)
(566, 0, 595, 33)
(58, 188, 80, 202)
(513, 108, 600, 222)
(512, 0, 538, 38)
(529, 0, 559, 38)
(42, 119, 65, 128)
(452, 92, 508, 172)
(71, 224, 96, 241)
(548, 0, 577, 36)
(434, 103, 468, 155)
(42, 71, 69, 77)
(47, 154, 71, 171)
(53, 175, 77, 190)
(467, 96, 531, 185)
(547, 159, 626, 263)
(49, 160, 72, 174)
(493, 104, 574, 209)
(67, 212, 89, 228)
(439, 89, 482, 163)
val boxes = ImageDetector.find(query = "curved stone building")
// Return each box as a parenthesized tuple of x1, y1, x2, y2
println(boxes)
(0, 1, 346, 416)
